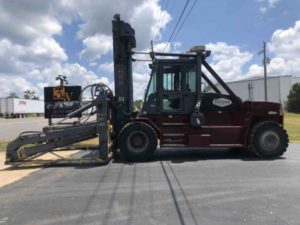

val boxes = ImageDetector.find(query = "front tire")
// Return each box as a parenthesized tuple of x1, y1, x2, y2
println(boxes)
(118, 121, 157, 161)
(247, 121, 289, 158)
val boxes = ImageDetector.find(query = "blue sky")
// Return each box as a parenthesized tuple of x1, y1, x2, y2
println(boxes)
(158, 0, 300, 68)
(0, 0, 300, 99)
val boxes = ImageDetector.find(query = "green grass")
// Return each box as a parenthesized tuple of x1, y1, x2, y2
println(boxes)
(284, 112, 300, 142)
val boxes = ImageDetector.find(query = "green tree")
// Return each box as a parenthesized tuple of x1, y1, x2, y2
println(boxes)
(24, 90, 39, 100)
(32, 95, 40, 100)
(6, 92, 19, 98)
(286, 83, 300, 113)
(134, 99, 143, 110)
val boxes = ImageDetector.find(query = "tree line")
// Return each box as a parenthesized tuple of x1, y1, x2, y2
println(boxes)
(6, 90, 39, 100)
(286, 83, 300, 113)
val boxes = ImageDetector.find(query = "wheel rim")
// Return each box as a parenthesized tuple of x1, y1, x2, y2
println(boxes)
(127, 131, 149, 153)
(259, 130, 280, 152)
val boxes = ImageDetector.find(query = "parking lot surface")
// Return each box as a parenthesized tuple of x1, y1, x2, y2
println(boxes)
(0, 118, 48, 141)
(0, 117, 83, 141)
(0, 144, 299, 225)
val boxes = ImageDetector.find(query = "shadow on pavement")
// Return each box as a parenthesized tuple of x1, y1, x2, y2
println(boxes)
(113, 147, 286, 165)
(1, 147, 286, 171)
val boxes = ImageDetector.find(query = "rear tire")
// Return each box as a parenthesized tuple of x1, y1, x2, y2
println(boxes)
(247, 121, 288, 158)
(118, 121, 157, 161)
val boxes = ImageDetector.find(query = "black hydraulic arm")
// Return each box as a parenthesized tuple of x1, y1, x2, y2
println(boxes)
(202, 72, 221, 94)
(6, 123, 99, 163)
(6, 83, 112, 164)
(202, 60, 242, 104)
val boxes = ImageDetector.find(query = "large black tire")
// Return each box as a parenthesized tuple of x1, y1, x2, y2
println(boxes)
(118, 121, 157, 161)
(247, 121, 289, 158)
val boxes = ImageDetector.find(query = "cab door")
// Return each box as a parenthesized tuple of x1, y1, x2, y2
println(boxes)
(156, 63, 192, 146)
(159, 64, 184, 113)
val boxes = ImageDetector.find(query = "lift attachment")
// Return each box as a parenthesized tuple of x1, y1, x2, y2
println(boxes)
(5, 83, 113, 165)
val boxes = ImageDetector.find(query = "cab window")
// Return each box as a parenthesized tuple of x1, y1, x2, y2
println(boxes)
(162, 65, 182, 111)
(163, 66, 182, 91)
(185, 65, 196, 92)
(145, 71, 157, 102)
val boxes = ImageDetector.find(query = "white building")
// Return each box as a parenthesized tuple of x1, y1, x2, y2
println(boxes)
(216, 75, 300, 108)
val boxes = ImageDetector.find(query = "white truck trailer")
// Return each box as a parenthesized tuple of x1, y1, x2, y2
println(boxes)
(0, 98, 44, 118)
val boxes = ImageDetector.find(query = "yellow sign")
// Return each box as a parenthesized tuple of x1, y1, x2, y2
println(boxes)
(53, 87, 71, 101)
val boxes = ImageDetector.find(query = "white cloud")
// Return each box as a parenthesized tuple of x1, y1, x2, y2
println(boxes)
(245, 64, 264, 77)
(153, 42, 171, 52)
(268, 0, 280, 7)
(99, 62, 114, 74)
(0, 0, 75, 45)
(0, 62, 113, 99)
(133, 72, 150, 100)
(89, 62, 97, 67)
(269, 21, 300, 59)
(259, 7, 267, 14)
(0, 75, 39, 98)
(257, 0, 280, 13)
(0, 38, 67, 76)
(36, 63, 100, 87)
(4, 0, 299, 103)
(0, 0, 69, 79)
(0, 39, 30, 74)
(246, 20, 300, 77)
(79, 34, 112, 61)
(0, 0, 172, 100)
(204, 20, 300, 81)
(21, 38, 68, 64)
(130, 0, 171, 47)
(206, 42, 253, 81)
(75, 0, 171, 60)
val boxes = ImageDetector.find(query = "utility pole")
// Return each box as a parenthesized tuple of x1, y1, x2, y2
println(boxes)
(259, 42, 270, 101)
(263, 42, 268, 101)
(151, 40, 154, 52)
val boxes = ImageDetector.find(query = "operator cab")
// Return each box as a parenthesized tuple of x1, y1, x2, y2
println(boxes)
(142, 47, 240, 117)
(143, 58, 197, 114)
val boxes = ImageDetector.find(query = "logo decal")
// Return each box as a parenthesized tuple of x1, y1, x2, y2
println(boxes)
(212, 98, 232, 107)
(18, 100, 27, 105)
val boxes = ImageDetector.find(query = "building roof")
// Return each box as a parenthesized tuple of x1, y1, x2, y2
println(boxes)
(224, 75, 296, 84)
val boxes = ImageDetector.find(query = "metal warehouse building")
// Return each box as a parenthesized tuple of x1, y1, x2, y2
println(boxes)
(216, 75, 300, 107)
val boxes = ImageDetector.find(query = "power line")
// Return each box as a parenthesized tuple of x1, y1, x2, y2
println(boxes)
(152, 0, 165, 40)
(163, 0, 191, 52)
(172, 0, 198, 42)
(159, 0, 170, 35)
(153, 0, 170, 41)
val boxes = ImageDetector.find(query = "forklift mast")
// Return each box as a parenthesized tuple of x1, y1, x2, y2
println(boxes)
(112, 14, 136, 134)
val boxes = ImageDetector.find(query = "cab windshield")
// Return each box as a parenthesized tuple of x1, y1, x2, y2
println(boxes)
(144, 69, 157, 102)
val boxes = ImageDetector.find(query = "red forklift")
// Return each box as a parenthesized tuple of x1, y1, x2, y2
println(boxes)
(5, 15, 288, 164)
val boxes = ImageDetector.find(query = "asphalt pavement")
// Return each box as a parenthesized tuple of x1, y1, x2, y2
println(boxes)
(0, 118, 48, 141)
(0, 117, 82, 141)
(0, 144, 300, 225)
